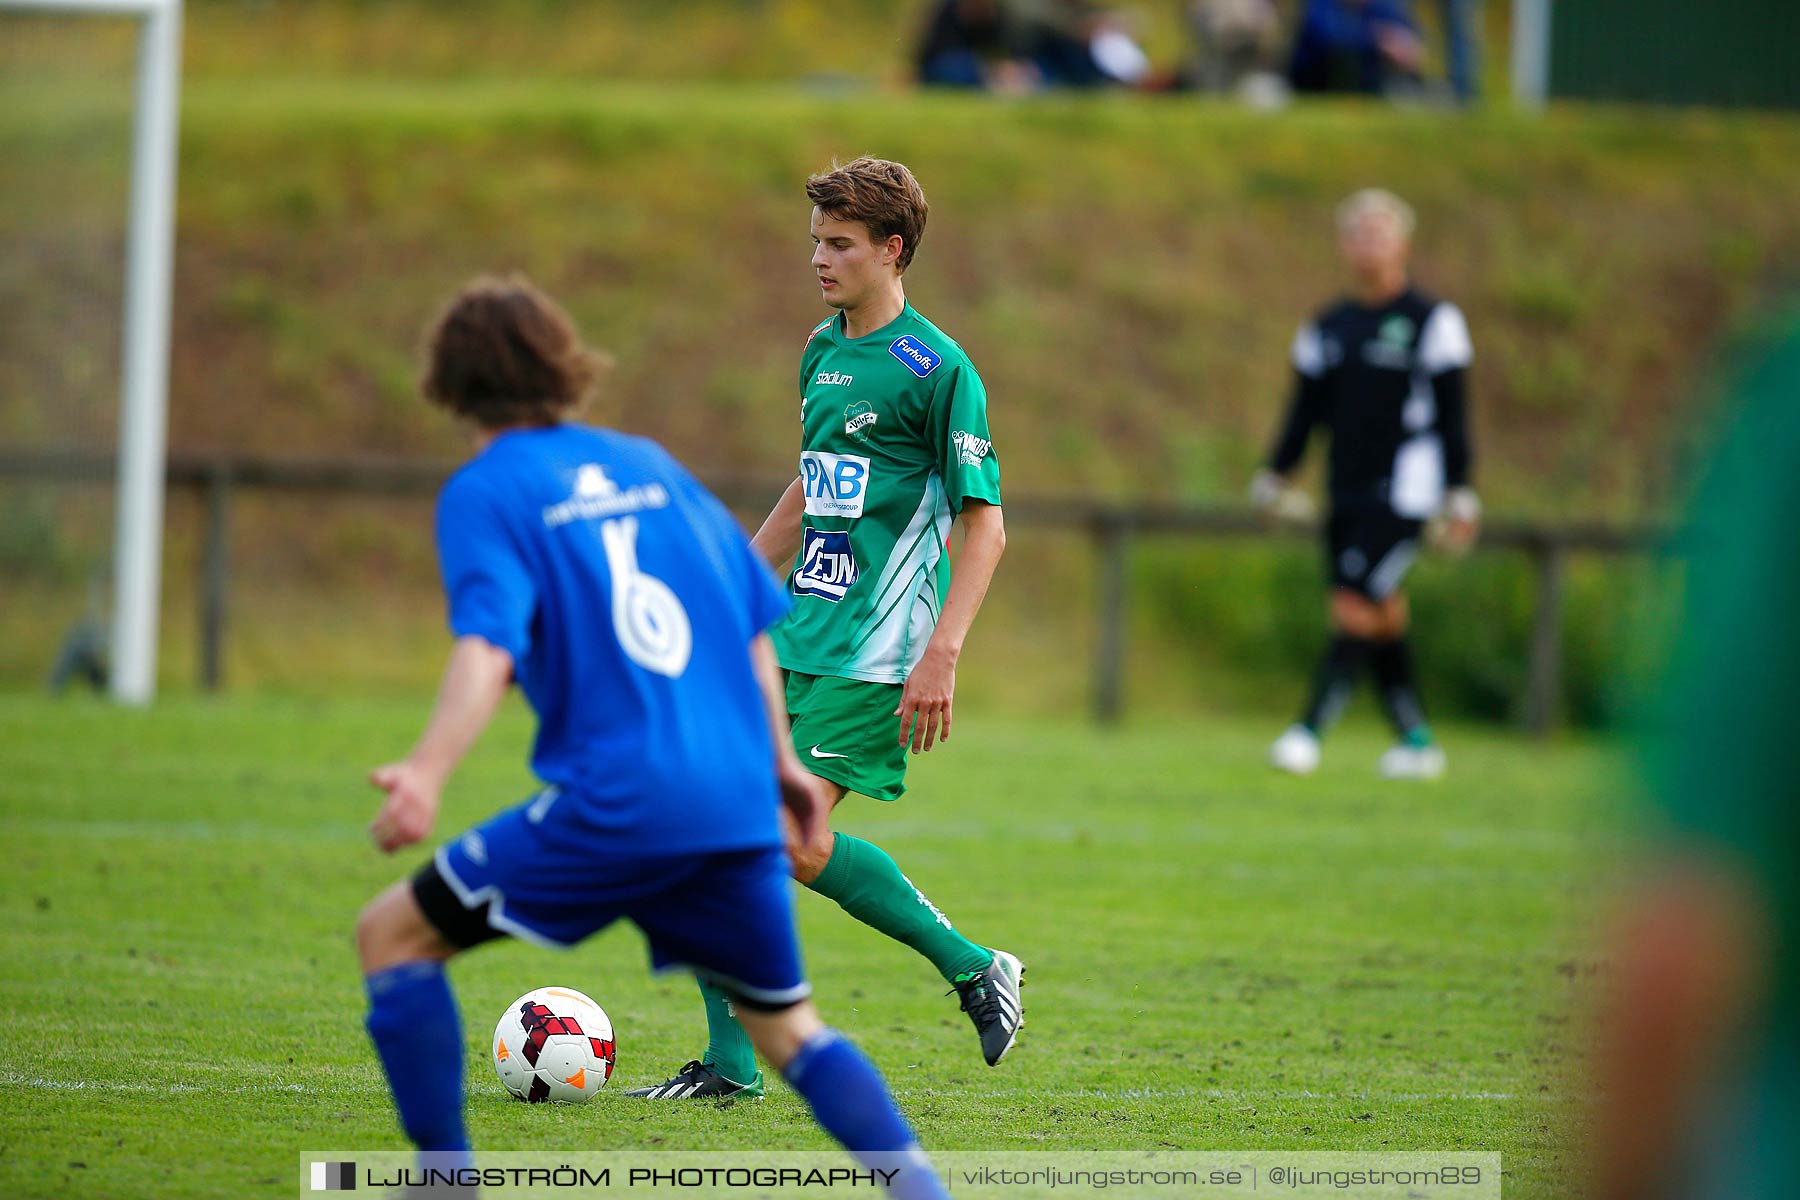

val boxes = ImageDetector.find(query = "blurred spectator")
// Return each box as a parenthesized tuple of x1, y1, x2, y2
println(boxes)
(1286, 0, 1424, 96)
(917, 0, 1035, 90)
(1186, 0, 1283, 93)
(916, 0, 1150, 91)
(1595, 313, 1800, 1200)
(1436, 0, 1481, 102)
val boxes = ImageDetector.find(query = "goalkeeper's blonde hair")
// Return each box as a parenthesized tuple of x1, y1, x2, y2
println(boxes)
(1336, 188, 1416, 238)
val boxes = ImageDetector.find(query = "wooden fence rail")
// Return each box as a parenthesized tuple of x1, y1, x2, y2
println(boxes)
(0, 448, 1670, 730)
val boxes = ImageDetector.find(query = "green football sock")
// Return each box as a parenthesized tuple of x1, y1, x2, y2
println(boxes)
(805, 832, 993, 984)
(696, 978, 758, 1085)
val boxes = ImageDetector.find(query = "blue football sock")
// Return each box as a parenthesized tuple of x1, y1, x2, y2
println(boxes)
(782, 1029, 947, 1200)
(365, 961, 471, 1160)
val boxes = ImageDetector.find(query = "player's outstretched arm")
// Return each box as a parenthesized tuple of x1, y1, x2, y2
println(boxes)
(368, 635, 514, 853)
(896, 500, 1006, 754)
(750, 476, 806, 571)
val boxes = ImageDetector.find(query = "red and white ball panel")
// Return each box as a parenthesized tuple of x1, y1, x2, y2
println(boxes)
(491, 986, 616, 1104)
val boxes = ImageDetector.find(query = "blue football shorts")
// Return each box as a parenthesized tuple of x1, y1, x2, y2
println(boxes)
(411, 786, 810, 1010)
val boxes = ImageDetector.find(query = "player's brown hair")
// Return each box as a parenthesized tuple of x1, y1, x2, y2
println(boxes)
(421, 274, 611, 429)
(806, 157, 930, 272)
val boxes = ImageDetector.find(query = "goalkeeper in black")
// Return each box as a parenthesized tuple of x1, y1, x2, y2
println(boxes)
(1253, 189, 1478, 779)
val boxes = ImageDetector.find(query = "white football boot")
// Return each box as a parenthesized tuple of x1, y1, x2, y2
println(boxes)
(1269, 724, 1322, 775)
(1378, 742, 1446, 780)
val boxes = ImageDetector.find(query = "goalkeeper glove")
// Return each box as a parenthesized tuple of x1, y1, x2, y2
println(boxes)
(1249, 470, 1316, 523)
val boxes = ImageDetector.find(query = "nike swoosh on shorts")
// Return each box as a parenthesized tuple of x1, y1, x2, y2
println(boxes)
(808, 745, 850, 760)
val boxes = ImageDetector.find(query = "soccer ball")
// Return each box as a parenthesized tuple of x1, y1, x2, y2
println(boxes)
(492, 987, 615, 1103)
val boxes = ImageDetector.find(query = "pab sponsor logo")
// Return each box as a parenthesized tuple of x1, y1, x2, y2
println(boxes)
(793, 529, 858, 602)
(799, 451, 870, 518)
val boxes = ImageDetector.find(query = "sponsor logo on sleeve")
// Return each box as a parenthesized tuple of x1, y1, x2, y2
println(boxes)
(889, 334, 942, 378)
(799, 451, 870, 518)
(950, 430, 992, 468)
(844, 400, 878, 441)
(793, 528, 858, 602)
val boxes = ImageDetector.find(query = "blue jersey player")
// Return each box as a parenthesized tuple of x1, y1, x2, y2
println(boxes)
(353, 276, 950, 1198)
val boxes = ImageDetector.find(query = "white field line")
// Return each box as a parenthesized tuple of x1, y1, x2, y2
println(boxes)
(0, 1069, 317, 1096)
(0, 1070, 1566, 1108)
(4, 818, 365, 843)
(3, 815, 1597, 854)
(896, 1084, 1564, 1103)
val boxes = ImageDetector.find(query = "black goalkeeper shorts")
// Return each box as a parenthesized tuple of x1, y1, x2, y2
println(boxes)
(1326, 502, 1423, 600)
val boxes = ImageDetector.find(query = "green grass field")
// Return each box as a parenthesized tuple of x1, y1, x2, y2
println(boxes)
(0, 693, 1621, 1198)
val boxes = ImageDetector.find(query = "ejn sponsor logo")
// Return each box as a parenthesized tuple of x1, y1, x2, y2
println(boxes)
(310, 1160, 356, 1191)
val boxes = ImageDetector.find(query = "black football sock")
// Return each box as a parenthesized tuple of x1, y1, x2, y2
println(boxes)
(1371, 636, 1431, 745)
(1300, 635, 1373, 735)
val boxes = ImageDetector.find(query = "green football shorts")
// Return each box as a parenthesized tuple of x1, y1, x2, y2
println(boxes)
(784, 671, 909, 801)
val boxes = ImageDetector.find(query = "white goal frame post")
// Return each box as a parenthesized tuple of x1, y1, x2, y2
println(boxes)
(1510, 0, 1553, 109)
(2, 0, 183, 704)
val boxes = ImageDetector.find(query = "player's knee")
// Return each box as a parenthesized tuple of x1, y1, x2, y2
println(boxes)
(790, 832, 836, 885)
(355, 889, 400, 972)
(356, 882, 449, 973)
(1376, 593, 1410, 638)
(1330, 590, 1382, 638)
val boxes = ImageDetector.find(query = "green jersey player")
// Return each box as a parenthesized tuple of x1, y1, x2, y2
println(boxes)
(627, 158, 1023, 1100)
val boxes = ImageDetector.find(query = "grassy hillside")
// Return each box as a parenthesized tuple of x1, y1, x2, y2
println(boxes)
(3, 70, 1798, 708)
(11, 81, 1800, 505)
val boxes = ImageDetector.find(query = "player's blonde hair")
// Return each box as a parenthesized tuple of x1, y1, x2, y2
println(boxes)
(1336, 188, 1417, 239)
(806, 157, 930, 272)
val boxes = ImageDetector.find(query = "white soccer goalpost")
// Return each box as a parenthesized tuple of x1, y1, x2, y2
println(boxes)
(1510, 0, 1553, 109)
(3, 0, 182, 704)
